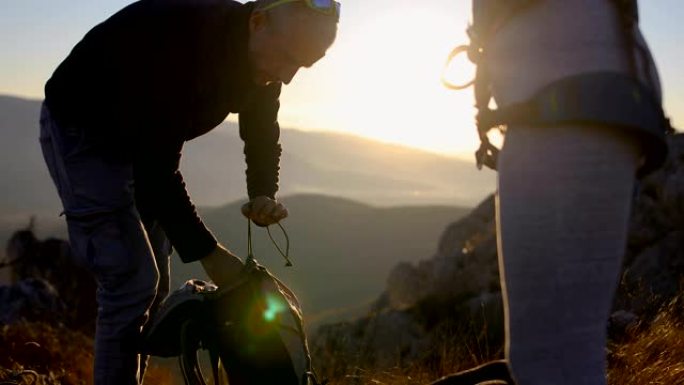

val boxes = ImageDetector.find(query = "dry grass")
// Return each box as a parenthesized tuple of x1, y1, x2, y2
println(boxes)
(2, 299, 683, 385)
(0, 321, 173, 385)
(319, 319, 504, 385)
(320, 299, 684, 385)
(607, 299, 684, 385)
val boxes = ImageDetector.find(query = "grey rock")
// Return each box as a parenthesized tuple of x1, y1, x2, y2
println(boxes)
(0, 278, 66, 324)
(313, 134, 684, 371)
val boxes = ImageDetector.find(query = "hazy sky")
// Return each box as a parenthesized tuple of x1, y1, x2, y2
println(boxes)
(2, 0, 682, 157)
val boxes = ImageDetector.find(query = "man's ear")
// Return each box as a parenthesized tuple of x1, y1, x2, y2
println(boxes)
(249, 10, 269, 34)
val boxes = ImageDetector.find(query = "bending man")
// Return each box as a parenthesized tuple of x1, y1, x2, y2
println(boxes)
(39, 0, 338, 383)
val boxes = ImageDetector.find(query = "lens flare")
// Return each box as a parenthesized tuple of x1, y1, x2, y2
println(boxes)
(263, 294, 287, 322)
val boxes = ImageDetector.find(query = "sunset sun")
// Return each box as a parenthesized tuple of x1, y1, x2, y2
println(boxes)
(278, 3, 479, 158)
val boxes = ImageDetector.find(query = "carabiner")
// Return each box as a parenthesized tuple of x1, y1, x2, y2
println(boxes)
(441, 44, 476, 90)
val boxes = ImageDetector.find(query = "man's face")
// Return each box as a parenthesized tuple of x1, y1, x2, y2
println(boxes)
(248, 7, 337, 86)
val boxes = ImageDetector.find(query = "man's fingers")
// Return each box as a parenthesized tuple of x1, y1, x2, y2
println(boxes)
(241, 202, 252, 217)
(272, 203, 289, 221)
(254, 199, 275, 221)
(242, 197, 288, 226)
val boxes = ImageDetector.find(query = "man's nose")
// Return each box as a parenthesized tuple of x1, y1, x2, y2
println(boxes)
(279, 66, 300, 85)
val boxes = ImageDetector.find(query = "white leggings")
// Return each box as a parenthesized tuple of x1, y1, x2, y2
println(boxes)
(487, 1, 660, 384)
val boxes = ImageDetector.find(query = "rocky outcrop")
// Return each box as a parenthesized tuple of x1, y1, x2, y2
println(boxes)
(385, 196, 498, 311)
(617, 133, 684, 317)
(0, 278, 65, 325)
(1, 224, 97, 334)
(312, 134, 684, 372)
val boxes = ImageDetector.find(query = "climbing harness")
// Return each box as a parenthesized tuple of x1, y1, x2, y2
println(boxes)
(143, 220, 325, 385)
(434, 1, 672, 383)
(443, 0, 671, 175)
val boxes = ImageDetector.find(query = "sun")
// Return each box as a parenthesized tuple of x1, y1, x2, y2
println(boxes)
(277, 3, 481, 158)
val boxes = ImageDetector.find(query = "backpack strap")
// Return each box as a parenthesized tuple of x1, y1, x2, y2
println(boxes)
(208, 343, 222, 385)
(179, 319, 209, 385)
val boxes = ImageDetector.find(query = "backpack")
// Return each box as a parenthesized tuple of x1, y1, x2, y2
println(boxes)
(143, 255, 324, 385)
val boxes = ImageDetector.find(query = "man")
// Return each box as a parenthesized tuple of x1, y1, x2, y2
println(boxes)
(39, 0, 339, 383)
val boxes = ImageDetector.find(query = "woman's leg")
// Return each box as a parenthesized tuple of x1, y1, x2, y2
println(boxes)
(497, 125, 638, 385)
(486, 1, 659, 383)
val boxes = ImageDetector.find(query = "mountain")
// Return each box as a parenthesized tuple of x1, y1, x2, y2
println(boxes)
(0, 96, 60, 216)
(0, 95, 495, 213)
(311, 134, 684, 373)
(0, 94, 489, 321)
(170, 194, 470, 326)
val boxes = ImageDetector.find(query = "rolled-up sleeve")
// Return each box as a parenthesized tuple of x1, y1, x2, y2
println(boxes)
(239, 83, 282, 200)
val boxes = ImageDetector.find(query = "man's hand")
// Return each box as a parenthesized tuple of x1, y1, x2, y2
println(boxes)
(241, 196, 288, 227)
(200, 244, 244, 287)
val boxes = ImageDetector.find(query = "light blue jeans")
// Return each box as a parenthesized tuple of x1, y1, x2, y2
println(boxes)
(39, 103, 171, 385)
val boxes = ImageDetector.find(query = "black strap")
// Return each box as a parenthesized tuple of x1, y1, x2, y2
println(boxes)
(477, 71, 668, 175)
(247, 219, 293, 267)
(429, 360, 514, 385)
(179, 320, 208, 385)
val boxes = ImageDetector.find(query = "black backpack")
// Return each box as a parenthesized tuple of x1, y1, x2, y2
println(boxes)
(143, 255, 324, 385)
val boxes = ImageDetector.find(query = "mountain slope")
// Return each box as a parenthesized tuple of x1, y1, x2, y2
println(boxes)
(1, 95, 495, 214)
(170, 194, 470, 326)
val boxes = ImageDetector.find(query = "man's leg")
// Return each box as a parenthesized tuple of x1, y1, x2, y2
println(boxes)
(39, 104, 160, 385)
(66, 209, 160, 385)
(145, 220, 172, 314)
(139, 220, 172, 382)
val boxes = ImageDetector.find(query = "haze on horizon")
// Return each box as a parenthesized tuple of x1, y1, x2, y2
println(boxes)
(2, 0, 682, 158)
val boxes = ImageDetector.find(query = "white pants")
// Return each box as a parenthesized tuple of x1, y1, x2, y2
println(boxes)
(486, 1, 659, 384)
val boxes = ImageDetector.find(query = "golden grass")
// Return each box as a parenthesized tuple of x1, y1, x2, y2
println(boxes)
(0, 321, 173, 385)
(320, 300, 684, 385)
(2, 299, 682, 385)
(607, 300, 684, 385)
(319, 319, 504, 385)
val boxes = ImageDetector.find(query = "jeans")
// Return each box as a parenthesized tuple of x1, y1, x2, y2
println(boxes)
(39, 103, 172, 385)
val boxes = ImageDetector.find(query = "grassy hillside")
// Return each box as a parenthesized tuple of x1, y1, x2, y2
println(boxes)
(2, 299, 682, 385)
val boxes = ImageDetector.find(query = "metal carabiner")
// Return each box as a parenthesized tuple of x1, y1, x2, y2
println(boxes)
(441, 44, 477, 90)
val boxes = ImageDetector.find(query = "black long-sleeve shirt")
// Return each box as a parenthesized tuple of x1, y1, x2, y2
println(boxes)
(44, 0, 281, 263)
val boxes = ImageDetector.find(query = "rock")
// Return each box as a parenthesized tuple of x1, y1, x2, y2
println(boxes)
(386, 262, 432, 310)
(312, 134, 684, 372)
(619, 231, 684, 316)
(3, 226, 98, 334)
(608, 310, 639, 341)
(0, 278, 66, 325)
(312, 309, 430, 372)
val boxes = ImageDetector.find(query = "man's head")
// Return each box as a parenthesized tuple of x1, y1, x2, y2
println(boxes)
(248, 0, 339, 86)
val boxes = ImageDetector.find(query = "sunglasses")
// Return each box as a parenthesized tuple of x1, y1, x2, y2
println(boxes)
(258, 0, 341, 20)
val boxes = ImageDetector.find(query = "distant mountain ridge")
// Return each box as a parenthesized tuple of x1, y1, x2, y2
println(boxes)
(0, 94, 495, 215)
(0, 94, 491, 314)
(171, 193, 470, 326)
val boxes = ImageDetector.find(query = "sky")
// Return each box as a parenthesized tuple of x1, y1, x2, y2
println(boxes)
(1, 0, 682, 158)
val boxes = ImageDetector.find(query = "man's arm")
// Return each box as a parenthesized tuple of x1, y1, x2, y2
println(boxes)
(135, 146, 244, 286)
(134, 145, 218, 263)
(239, 83, 289, 225)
